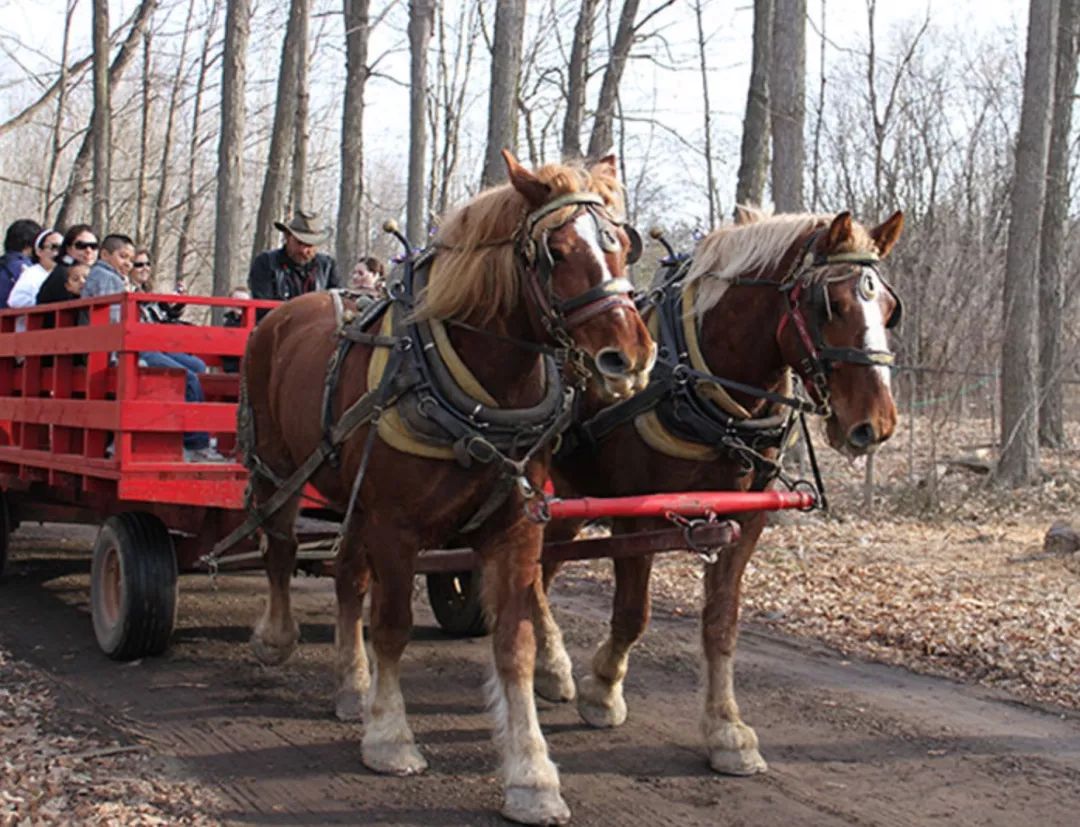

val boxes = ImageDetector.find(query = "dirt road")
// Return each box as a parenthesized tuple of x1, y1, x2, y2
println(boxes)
(2, 525, 1079, 826)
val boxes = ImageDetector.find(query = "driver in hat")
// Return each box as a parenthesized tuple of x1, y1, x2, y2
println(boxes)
(248, 209, 340, 303)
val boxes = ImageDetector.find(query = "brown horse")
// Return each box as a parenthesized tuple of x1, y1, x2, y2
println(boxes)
(534, 208, 902, 776)
(241, 152, 654, 824)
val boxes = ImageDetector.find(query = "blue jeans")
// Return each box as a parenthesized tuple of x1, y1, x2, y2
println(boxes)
(141, 351, 209, 449)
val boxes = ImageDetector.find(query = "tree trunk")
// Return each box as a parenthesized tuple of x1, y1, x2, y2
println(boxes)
(290, 0, 311, 211)
(251, 0, 307, 262)
(55, 0, 159, 230)
(136, 29, 152, 243)
(736, 0, 772, 209)
(150, 0, 195, 269)
(44, 0, 77, 220)
(481, 0, 526, 187)
(694, 0, 718, 226)
(587, 0, 640, 159)
(176, 0, 222, 289)
(1038, 0, 1078, 449)
(561, 0, 599, 161)
(1000, 0, 1057, 485)
(407, 0, 435, 242)
(91, 0, 111, 231)
(769, 0, 806, 211)
(336, 0, 371, 272)
(214, 0, 251, 300)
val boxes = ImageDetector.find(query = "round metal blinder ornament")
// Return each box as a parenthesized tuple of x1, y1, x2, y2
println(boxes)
(857, 269, 879, 302)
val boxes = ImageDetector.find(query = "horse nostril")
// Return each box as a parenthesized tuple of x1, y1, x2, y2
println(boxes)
(595, 347, 632, 377)
(848, 422, 877, 449)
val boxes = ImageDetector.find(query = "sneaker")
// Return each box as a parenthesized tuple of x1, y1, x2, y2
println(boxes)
(183, 446, 230, 463)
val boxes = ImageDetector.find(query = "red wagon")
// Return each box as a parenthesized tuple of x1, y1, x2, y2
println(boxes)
(0, 293, 813, 656)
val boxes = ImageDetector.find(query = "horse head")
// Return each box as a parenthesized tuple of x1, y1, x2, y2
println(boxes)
(503, 151, 655, 401)
(777, 210, 903, 456)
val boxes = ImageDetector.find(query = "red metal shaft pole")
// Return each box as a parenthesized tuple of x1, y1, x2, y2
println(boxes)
(546, 489, 815, 521)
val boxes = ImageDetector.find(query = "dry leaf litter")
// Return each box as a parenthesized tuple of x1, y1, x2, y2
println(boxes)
(572, 416, 1080, 710)
(0, 648, 221, 826)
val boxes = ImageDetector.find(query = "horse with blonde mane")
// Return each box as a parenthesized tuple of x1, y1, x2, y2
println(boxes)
(240, 151, 654, 824)
(534, 207, 903, 777)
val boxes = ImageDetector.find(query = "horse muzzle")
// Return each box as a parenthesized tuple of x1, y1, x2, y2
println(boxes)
(594, 341, 656, 401)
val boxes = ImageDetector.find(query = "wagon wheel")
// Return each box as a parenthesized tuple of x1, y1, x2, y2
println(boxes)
(90, 513, 178, 660)
(426, 570, 488, 637)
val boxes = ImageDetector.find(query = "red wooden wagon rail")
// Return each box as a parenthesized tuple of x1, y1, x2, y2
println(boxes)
(0, 294, 815, 654)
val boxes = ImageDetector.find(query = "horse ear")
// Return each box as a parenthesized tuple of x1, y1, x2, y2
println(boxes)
(869, 210, 905, 258)
(502, 149, 551, 207)
(733, 204, 760, 226)
(591, 154, 619, 179)
(823, 211, 854, 251)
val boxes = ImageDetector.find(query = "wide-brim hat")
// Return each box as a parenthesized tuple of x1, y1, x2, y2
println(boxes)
(274, 209, 330, 246)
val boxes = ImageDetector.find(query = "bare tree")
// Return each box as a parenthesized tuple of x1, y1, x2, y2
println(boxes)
(999, 0, 1058, 485)
(769, 0, 806, 211)
(481, 0, 527, 187)
(92, 0, 112, 230)
(43, 0, 78, 219)
(587, 0, 640, 159)
(214, 0, 251, 299)
(693, 0, 719, 226)
(252, 0, 308, 261)
(176, 0, 222, 288)
(407, 0, 435, 242)
(336, 0, 372, 271)
(736, 0, 772, 209)
(55, 0, 159, 230)
(561, 0, 599, 160)
(1038, 0, 1078, 448)
(290, 0, 312, 211)
(135, 29, 152, 242)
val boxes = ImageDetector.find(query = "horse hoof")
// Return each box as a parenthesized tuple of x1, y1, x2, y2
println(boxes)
(709, 747, 768, 776)
(534, 667, 576, 703)
(362, 741, 428, 776)
(335, 689, 364, 722)
(576, 684, 627, 729)
(502, 786, 571, 826)
(250, 634, 297, 666)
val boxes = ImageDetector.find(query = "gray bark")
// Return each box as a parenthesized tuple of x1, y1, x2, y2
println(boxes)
(736, 0, 772, 209)
(999, 0, 1057, 485)
(481, 0, 527, 187)
(694, 0, 718, 226)
(1038, 0, 1078, 448)
(136, 30, 151, 242)
(55, 0, 158, 230)
(407, 0, 434, 242)
(561, 0, 599, 161)
(587, 0, 640, 159)
(214, 0, 251, 300)
(290, 0, 311, 211)
(336, 0, 371, 272)
(92, 0, 111, 231)
(769, 0, 806, 211)
(252, 0, 307, 261)
(44, 0, 77, 219)
(176, 0, 222, 288)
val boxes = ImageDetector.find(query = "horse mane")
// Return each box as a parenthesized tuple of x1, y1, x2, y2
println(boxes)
(686, 210, 877, 317)
(416, 161, 627, 324)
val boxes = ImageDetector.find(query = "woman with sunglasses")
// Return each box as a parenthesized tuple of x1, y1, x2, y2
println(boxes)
(128, 248, 185, 323)
(34, 224, 98, 304)
(8, 228, 64, 308)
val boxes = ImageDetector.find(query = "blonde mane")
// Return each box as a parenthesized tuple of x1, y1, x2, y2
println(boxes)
(687, 211, 877, 317)
(416, 161, 627, 324)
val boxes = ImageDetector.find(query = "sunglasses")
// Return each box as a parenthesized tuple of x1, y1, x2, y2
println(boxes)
(42, 243, 62, 252)
(132, 262, 151, 269)
(73, 240, 99, 251)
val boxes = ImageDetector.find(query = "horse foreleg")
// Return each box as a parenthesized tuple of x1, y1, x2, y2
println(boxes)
(484, 523, 570, 826)
(251, 490, 302, 666)
(334, 533, 371, 721)
(362, 542, 426, 776)
(701, 514, 767, 776)
(532, 527, 577, 702)
(578, 537, 654, 728)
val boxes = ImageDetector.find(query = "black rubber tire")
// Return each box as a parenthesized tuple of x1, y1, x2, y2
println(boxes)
(0, 491, 10, 579)
(426, 570, 489, 637)
(90, 513, 178, 660)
